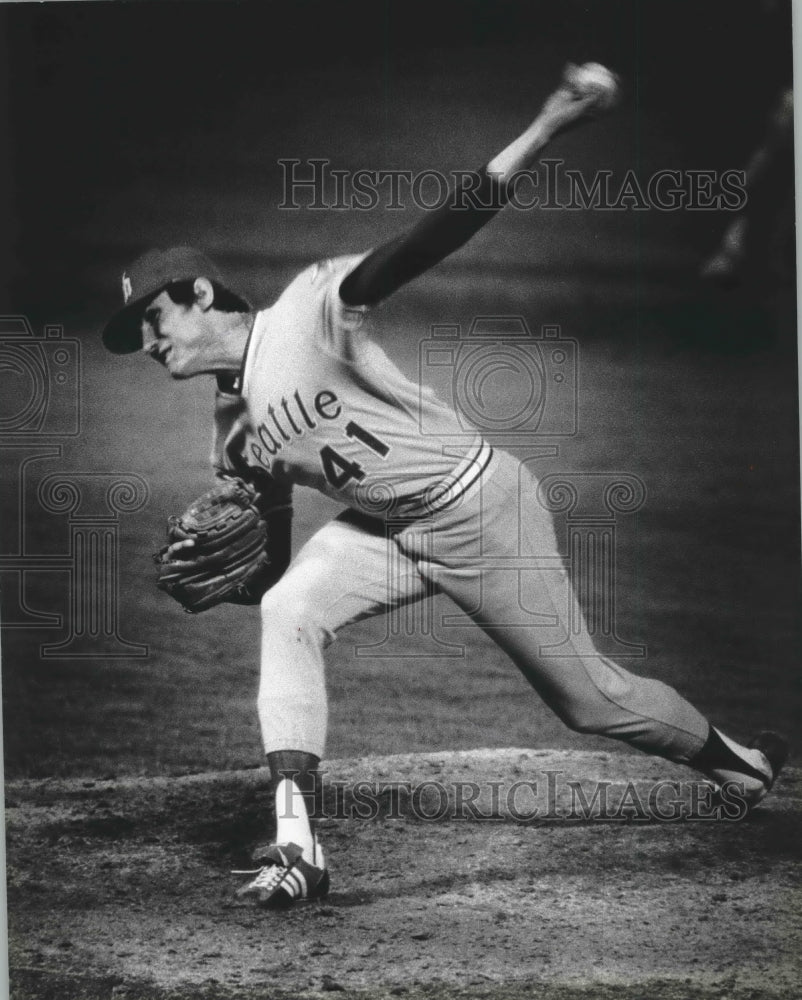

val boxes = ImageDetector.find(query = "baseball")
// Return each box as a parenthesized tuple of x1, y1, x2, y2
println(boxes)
(571, 62, 622, 110)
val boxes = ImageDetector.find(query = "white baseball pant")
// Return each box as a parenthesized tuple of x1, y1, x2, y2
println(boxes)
(258, 449, 710, 763)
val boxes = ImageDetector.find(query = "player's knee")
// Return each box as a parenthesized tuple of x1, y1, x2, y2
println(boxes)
(260, 585, 332, 646)
(261, 582, 311, 624)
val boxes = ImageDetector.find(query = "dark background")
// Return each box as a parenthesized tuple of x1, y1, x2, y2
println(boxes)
(1, 0, 794, 317)
(0, 0, 798, 777)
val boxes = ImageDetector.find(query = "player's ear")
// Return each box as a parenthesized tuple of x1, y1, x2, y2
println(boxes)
(193, 277, 215, 311)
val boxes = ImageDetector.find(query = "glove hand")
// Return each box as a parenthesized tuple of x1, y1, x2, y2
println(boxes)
(162, 537, 196, 561)
(154, 477, 274, 613)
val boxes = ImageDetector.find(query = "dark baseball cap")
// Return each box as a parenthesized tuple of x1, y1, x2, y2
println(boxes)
(102, 246, 228, 354)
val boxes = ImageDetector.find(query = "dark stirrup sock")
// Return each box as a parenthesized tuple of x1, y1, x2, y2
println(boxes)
(267, 749, 322, 823)
(690, 726, 768, 785)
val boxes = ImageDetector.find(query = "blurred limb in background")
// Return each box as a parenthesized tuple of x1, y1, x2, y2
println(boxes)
(700, 83, 794, 288)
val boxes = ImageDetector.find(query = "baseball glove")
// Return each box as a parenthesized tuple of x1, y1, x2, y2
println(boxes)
(154, 477, 274, 613)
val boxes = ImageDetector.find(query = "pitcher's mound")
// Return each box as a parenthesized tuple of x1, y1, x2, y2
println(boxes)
(6, 748, 801, 999)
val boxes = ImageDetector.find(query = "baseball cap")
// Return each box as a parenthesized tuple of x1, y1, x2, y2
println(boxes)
(102, 246, 227, 354)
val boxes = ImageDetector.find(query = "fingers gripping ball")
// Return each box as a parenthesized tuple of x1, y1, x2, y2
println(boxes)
(154, 477, 273, 613)
(564, 62, 622, 112)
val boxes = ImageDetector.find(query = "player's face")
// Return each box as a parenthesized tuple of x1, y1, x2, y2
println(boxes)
(140, 290, 213, 379)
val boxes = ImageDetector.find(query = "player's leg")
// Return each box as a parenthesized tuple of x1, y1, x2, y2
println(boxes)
(256, 508, 431, 759)
(398, 456, 709, 762)
(237, 508, 431, 906)
(700, 87, 794, 285)
(397, 452, 785, 804)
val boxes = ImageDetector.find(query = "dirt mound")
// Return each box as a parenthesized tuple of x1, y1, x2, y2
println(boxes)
(7, 749, 801, 999)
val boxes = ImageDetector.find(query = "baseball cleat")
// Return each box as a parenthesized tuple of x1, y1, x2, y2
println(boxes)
(713, 730, 790, 813)
(233, 839, 329, 908)
(748, 730, 789, 797)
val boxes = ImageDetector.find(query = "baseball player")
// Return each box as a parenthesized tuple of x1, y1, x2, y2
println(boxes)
(102, 65, 787, 908)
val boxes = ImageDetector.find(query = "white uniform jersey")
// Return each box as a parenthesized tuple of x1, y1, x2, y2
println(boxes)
(214, 255, 489, 515)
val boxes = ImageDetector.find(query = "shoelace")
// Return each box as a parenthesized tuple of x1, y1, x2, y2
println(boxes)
(248, 864, 292, 893)
(231, 857, 300, 901)
(232, 842, 304, 888)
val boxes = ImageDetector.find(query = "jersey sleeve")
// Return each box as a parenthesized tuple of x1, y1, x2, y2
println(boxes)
(313, 253, 372, 359)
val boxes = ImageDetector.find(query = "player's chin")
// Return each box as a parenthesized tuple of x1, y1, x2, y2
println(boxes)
(165, 360, 192, 380)
(165, 354, 207, 380)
